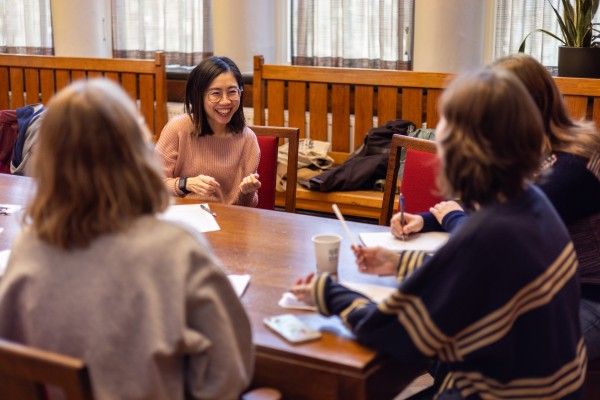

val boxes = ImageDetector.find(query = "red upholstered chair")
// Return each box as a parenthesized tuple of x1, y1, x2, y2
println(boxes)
(251, 125, 299, 212)
(379, 134, 440, 225)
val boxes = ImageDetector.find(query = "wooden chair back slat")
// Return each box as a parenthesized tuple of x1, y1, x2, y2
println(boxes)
(593, 98, 600, 129)
(55, 70, 70, 91)
(0, 52, 167, 139)
(401, 88, 424, 128)
(331, 84, 351, 152)
(563, 95, 589, 120)
(24, 69, 40, 105)
(120, 73, 137, 101)
(266, 80, 285, 126)
(0, 67, 10, 109)
(0, 339, 94, 400)
(9, 68, 25, 108)
(139, 74, 155, 139)
(426, 89, 442, 128)
(252, 55, 266, 126)
(309, 82, 328, 141)
(377, 86, 398, 126)
(287, 81, 307, 138)
(354, 85, 374, 149)
(39, 70, 55, 104)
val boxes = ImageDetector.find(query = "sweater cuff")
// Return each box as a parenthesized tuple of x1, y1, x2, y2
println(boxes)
(420, 212, 442, 232)
(312, 273, 334, 316)
(395, 250, 427, 281)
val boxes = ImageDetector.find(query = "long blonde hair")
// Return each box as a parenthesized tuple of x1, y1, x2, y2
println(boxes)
(27, 78, 169, 249)
(494, 54, 600, 159)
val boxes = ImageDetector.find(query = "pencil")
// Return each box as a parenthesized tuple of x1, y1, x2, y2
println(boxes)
(332, 204, 359, 247)
(399, 193, 407, 240)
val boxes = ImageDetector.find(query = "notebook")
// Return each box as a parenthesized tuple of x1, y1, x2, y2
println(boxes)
(359, 231, 449, 252)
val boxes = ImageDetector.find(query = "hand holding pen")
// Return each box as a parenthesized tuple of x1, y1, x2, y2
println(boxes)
(390, 195, 425, 239)
(399, 193, 407, 240)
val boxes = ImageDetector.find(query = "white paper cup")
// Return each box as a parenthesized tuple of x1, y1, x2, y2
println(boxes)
(312, 233, 342, 275)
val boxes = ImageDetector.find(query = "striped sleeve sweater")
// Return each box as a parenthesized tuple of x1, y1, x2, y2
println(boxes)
(313, 185, 585, 399)
(155, 114, 260, 206)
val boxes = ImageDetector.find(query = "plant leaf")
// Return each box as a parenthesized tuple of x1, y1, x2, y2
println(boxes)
(548, 0, 573, 46)
(518, 28, 567, 52)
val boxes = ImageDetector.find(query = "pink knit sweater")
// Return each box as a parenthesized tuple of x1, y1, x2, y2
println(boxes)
(155, 115, 260, 206)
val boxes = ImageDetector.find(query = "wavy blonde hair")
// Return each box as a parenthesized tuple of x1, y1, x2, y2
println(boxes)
(27, 78, 169, 249)
(493, 54, 600, 159)
(437, 68, 545, 209)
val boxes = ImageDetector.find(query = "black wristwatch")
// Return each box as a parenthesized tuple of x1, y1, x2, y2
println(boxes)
(178, 177, 191, 195)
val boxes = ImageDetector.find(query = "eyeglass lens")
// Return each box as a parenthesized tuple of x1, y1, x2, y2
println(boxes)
(207, 88, 242, 103)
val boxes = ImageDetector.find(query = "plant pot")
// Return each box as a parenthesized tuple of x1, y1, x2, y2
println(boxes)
(558, 46, 600, 78)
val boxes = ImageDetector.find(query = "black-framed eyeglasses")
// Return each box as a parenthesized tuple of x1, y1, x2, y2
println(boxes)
(206, 87, 243, 103)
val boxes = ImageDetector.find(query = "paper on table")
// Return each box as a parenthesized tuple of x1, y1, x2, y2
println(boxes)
(0, 204, 23, 215)
(278, 280, 397, 311)
(0, 249, 10, 277)
(227, 274, 250, 298)
(359, 231, 449, 252)
(159, 204, 220, 233)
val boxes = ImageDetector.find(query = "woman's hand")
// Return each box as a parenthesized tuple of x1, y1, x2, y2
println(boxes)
(391, 212, 423, 238)
(186, 175, 222, 199)
(240, 173, 261, 194)
(291, 273, 316, 306)
(352, 245, 399, 276)
(429, 200, 463, 224)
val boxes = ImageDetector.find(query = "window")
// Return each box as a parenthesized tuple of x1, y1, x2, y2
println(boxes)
(111, 0, 213, 66)
(290, 0, 414, 69)
(0, 0, 53, 55)
(495, 0, 600, 66)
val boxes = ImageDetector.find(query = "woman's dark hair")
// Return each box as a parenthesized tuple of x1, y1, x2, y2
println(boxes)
(437, 68, 545, 209)
(184, 56, 246, 137)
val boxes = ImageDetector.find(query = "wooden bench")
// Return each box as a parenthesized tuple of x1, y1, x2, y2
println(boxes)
(253, 54, 600, 220)
(0, 52, 168, 141)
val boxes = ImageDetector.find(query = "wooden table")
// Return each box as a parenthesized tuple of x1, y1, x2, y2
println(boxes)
(0, 174, 422, 399)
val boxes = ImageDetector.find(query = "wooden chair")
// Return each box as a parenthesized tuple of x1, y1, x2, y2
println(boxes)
(0, 338, 94, 400)
(379, 134, 440, 225)
(0, 338, 282, 400)
(250, 125, 299, 212)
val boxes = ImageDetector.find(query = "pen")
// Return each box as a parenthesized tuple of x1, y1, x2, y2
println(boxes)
(200, 204, 217, 217)
(399, 193, 407, 241)
(332, 204, 359, 247)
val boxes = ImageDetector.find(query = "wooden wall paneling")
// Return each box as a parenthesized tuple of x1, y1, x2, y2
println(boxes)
(288, 81, 307, 138)
(563, 95, 588, 120)
(309, 82, 328, 142)
(8, 68, 24, 108)
(138, 74, 155, 138)
(24, 68, 40, 105)
(354, 85, 374, 150)
(39, 70, 55, 104)
(425, 89, 442, 128)
(55, 70, 70, 91)
(331, 84, 351, 152)
(0, 68, 9, 109)
(377, 86, 398, 126)
(266, 80, 285, 126)
(401, 88, 424, 127)
(120, 73, 138, 101)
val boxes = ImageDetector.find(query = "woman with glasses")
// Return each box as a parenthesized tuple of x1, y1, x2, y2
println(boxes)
(156, 56, 261, 206)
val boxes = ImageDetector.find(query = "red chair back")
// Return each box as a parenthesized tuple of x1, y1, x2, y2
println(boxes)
(256, 135, 278, 210)
(399, 149, 442, 213)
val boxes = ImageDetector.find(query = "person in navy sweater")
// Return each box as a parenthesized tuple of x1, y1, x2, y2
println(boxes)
(395, 54, 600, 361)
(294, 68, 585, 399)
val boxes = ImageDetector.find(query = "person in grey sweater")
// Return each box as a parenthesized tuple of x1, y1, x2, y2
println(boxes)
(0, 78, 253, 400)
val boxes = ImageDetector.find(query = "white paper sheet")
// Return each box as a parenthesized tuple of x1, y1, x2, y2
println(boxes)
(159, 204, 220, 233)
(227, 274, 250, 298)
(0, 249, 11, 277)
(0, 204, 22, 215)
(359, 231, 449, 252)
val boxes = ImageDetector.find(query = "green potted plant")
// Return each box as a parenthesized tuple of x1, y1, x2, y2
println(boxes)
(519, 0, 600, 78)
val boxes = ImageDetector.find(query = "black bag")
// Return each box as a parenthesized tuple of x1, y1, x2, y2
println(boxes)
(307, 119, 415, 192)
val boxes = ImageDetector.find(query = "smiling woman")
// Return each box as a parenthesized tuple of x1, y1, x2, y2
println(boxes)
(155, 56, 261, 206)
